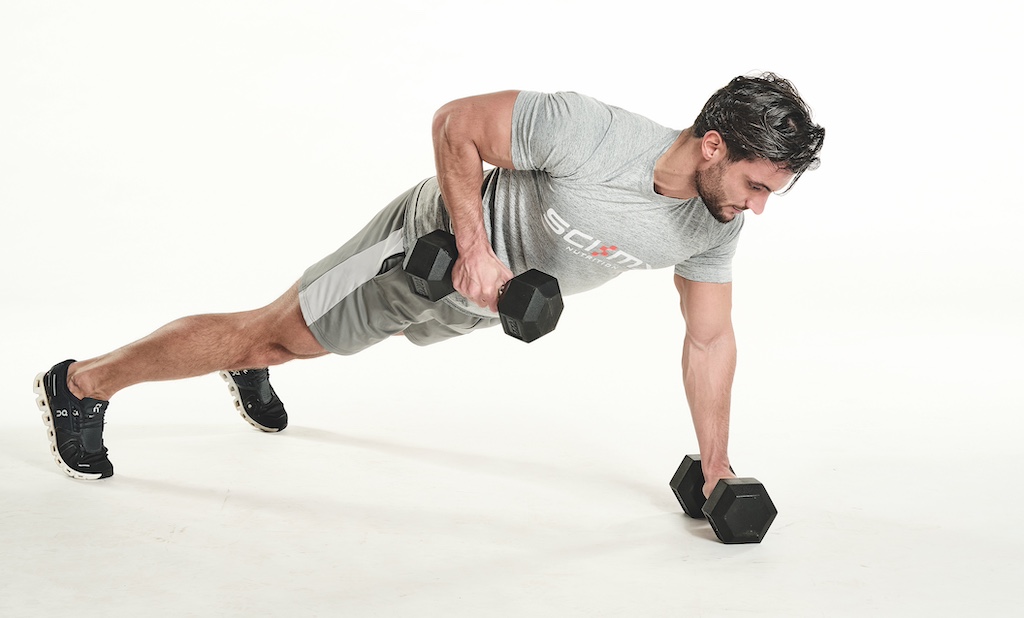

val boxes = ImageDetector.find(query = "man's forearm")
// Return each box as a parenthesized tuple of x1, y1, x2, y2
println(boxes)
(682, 328, 737, 484)
(431, 107, 489, 253)
(429, 94, 518, 311)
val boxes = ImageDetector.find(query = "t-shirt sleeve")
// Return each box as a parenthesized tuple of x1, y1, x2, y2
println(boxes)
(673, 214, 744, 283)
(510, 91, 612, 177)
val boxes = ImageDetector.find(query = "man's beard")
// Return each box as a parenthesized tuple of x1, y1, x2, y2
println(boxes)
(694, 160, 735, 224)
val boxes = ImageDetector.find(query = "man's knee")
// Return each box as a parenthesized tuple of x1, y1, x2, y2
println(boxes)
(244, 282, 329, 366)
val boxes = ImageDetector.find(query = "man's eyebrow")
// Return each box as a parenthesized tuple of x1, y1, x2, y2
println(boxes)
(750, 176, 790, 194)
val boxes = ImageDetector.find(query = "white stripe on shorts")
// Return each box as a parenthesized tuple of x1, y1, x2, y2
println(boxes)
(300, 228, 406, 325)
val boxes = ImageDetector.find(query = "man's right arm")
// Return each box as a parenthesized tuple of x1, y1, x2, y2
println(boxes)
(431, 90, 520, 313)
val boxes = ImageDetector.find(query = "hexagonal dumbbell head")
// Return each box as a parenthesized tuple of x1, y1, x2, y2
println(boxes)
(702, 478, 777, 544)
(497, 269, 563, 343)
(669, 454, 708, 519)
(406, 230, 457, 301)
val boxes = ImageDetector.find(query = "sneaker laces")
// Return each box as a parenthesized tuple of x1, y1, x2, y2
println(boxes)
(78, 401, 107, 453)
(230, 369, 274, 403)
(229, 368, 269, 384)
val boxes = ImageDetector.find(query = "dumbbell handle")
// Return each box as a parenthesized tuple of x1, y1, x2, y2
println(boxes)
(406, 229, 557, 308)
(670, 454, 775, 544)
(405, 230, 564, 343)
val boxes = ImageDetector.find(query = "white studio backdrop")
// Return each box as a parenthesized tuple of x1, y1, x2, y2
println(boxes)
(1, 1, 1021, 616)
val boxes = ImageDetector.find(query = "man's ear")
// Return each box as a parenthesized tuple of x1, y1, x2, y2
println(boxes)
(700, 130, 725, 162)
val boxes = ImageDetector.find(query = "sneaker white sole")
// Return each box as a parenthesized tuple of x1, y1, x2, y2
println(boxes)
(33, 371, 104, 481)
(219, 371, 280, 433)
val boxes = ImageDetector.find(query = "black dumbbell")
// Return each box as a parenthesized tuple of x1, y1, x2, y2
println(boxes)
(669, 454, 777, 544)
(405, 229, 563, 343)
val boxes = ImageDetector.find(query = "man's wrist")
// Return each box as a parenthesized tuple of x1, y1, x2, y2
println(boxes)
(700, 458, 734, 480)
(452, 227, 493, 257)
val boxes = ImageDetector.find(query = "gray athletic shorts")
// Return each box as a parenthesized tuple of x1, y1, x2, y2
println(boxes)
(298, 184, 500, 355)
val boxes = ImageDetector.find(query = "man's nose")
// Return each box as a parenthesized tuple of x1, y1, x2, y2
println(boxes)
(745, 195, 768, 215)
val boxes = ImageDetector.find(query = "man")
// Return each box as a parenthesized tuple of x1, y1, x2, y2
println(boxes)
(34, 73, 824, 499)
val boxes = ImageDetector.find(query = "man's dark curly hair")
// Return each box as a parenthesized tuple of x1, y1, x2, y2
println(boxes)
(693, 73, 825, 190)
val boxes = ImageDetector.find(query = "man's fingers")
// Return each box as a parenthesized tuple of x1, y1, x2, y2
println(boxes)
(451, 254, 513, 311)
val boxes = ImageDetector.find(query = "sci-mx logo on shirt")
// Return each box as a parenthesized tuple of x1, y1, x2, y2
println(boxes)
(543, 208, 650, 270)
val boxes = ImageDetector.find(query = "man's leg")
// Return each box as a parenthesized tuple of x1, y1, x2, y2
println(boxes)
(66, 281, 327, 401)
(34, 281, 326, 480)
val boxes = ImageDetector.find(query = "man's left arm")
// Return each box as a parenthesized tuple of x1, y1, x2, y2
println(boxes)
(675, 274, 738, 498)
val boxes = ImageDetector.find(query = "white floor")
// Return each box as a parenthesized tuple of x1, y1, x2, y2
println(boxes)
(3, 2, 1023, 616)
(4, 275, 1022, 617)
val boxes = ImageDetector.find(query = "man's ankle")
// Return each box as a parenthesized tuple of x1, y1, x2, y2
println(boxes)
(67, 363, 109, 401)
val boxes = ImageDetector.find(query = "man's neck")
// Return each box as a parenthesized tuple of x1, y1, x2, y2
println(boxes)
(653, 128, 701, 200)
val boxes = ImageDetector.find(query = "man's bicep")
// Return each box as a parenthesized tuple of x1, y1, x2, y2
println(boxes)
(675, 275, 734, 343)
(432, 90, 520, 170)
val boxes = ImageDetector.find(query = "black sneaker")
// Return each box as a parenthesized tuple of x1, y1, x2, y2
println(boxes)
(220, 368, 288, 432)
(33, 359, 114, 480)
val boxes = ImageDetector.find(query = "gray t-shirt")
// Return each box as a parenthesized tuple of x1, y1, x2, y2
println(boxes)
(403, 90, 744, 317)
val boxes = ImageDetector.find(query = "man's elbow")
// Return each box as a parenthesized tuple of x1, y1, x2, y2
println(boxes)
(432, 103, 455, 145)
